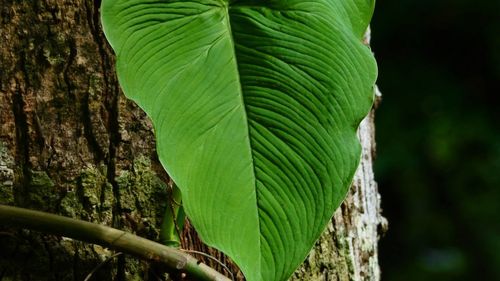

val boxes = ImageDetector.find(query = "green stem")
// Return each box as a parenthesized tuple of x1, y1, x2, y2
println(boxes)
(160, 181, 185, 247)
(0, 204, 230, 281)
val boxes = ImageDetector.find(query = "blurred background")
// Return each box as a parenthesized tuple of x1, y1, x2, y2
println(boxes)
(371, 0, 500, 280)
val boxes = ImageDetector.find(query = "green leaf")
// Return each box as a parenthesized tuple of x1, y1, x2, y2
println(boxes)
(101, 1, 377, 281)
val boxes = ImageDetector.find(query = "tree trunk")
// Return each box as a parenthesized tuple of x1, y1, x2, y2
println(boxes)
(0, 1, 385, 280)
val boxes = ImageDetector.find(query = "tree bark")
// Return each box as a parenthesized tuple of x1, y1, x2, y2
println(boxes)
(0, 1, 385, 280)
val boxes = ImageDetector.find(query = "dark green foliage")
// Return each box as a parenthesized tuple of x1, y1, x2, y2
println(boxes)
(372, 0, 500, 280)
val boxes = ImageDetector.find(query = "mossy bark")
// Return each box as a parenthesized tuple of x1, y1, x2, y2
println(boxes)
(0, 1, 384, 280)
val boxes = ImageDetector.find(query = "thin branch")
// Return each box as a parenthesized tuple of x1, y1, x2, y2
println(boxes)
(0, 204, 231, 281)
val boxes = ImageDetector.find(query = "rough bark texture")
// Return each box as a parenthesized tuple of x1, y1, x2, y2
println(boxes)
(0, 1, 384, 280)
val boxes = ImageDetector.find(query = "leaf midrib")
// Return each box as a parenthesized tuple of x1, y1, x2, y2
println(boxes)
(222, 4, 264, 278)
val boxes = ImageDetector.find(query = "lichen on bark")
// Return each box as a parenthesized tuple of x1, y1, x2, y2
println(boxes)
(0, 141, 15, 205)
(0, 1, 174, 279)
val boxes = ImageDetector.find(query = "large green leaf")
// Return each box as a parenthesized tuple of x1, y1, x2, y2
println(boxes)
(101, 1, 377, 280)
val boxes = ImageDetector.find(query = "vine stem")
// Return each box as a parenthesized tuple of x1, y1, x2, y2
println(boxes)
(160, 180, 185, 247)
(0, 204, 230, 281)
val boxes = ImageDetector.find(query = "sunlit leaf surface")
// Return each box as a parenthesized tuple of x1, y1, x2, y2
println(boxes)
(101, 1, 377, 280)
